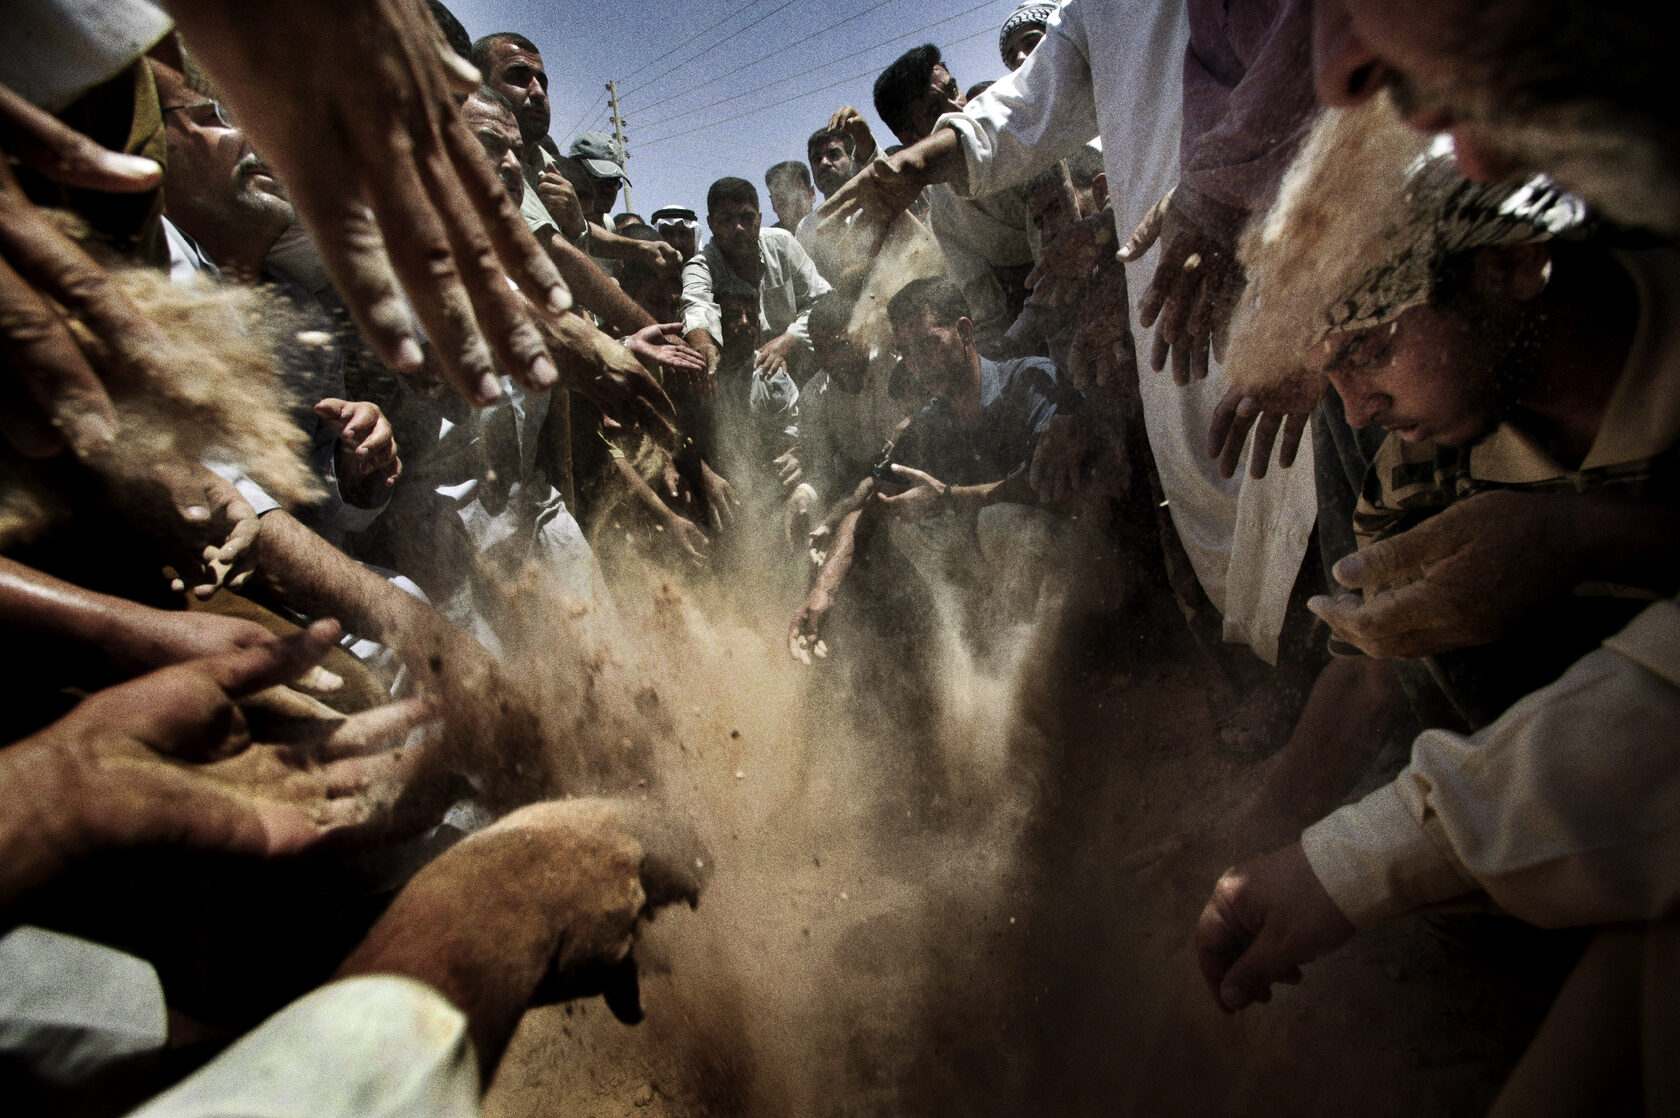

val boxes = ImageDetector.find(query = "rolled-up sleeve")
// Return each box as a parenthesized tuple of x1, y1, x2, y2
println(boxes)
(1302, 598, 1680, 929)
(680, 254, 721, 344)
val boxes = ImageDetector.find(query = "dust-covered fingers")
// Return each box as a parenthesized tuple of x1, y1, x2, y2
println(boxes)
(1245, 409, 1283, 480)
(192, 619, 345, 706)
(297, 696, 437, 761)
(0, 82, 163, 193)
(1274, 412, 1307, 471)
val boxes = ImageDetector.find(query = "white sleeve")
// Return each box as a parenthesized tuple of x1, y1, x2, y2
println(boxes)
(936, 14, 1102, 200)
(680, 253, 721, 344)
(1302, 598, 1680, 930)
(126, 976, 480, 1118)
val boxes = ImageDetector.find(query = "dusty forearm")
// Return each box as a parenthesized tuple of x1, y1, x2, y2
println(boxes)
(612, 456, 675, 522)
(547, 233, 656, 336)
(249, 510, 432, 645)
(948, 474, 1030, 515)
(897, 127, 965, 191)
(334, 852, 557, 1074)
(813, 508, 867, 598)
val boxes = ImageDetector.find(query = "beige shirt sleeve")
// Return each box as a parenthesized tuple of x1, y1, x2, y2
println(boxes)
(1302, 597, 1680, 929)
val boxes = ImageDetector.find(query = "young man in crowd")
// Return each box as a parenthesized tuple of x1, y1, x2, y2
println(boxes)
(783, 291, 922, 552)
(788, 278, 1079, 663)
(765, 160, 815, 231)
(870, 44, 1038, 360)
(680, 177, 831, 384)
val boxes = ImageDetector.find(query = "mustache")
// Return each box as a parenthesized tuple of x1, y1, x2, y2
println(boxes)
(235, 153, 273, 178)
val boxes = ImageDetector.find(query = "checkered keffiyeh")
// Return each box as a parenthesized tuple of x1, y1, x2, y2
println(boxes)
(1324, 143, 1587, 337)
(999, 2, 1059, 64)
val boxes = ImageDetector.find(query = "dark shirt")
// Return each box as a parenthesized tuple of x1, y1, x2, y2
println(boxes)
(889, 355, 1076, 486)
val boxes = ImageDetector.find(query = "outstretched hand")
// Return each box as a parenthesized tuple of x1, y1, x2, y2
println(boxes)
(626, 322, 706, 374)
(1121, 188, 1246, 386)
(1194, 842, 1355, 1013)
(162, 0, 571, 407)
(1206, 373, 1324, 479)
(4, 620, 435, 907)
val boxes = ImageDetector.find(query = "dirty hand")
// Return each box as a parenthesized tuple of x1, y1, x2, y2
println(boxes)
(699, 461, 738, 533)
(827, 105, 878, 165)
(1123, 188, 1246, 386)
(753, 332, 799, 378)
(1067, 261, 1136, 392)
(637, 238, 684, 277)
(1309, 490, 1585, 659)
(627, 322, 706, 373)
(316, 397, 402, 494)
(1025, 210, 1116, 309)
(0, 82, 169, 458)
(1194, 842, 1355, 1013)
(662, 510, 710, 568)
(783, 484, 816, 550)
(534, 307, 680, 448)
(536, 167, 587, 241)
(874, 464, 952, 523)
(120, 460, 263, 600)
(774, 447, 803, 489)
(818, 154, 921, 228)
(163, 0, 571, 406)
(1029, 414, 1088, 506)
(788, 587, 833, 665)
(4, 620, 434, 906)
(335, 797, 707, 1067)
(1206, 372, 1324, 480)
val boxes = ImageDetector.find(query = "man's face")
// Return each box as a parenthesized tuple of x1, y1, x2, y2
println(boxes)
(158, 68, 292, 250)
(484, 41, 551, 145)
(768, 180, 814, 228)
(581, 172, 620, 221)
(1001, 25, 1045, 72)
(1307, 296, 1534, 448)
(812, 321, 867, 391)
(656, 218, 698, 260)
(1026, 178, 1075, 247)
(1312, 0, 1678, 230)
(900, 64, 965, 144)
(809, 139, 856, 198)
(719, 295, 757, 352)
(892, 306, 970, 399)
(623, 270, 681, 323)
(708, 199, 761, 260)
(461, 97, 525, 203)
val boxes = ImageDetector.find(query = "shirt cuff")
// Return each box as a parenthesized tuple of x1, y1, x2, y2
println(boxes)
(1300, 780, 1477, 928)
(1604, 597, 1680, 686)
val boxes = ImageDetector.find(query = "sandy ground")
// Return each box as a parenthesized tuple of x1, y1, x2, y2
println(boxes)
(482, 553, 1577, 1118)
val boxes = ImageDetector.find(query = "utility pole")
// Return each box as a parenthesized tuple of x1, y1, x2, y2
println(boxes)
(606, 80, 630, 212)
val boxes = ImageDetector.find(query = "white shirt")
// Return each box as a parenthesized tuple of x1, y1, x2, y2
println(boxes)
(680, 227, 831, 348)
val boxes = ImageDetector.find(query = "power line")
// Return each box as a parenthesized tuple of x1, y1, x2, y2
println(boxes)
(632, 0, 997, 134)
(558, 90, 608, 141)
(627, 0, 806, 100)
(637, 22, 993, 151)
(620, 0, 770, 84)
(623, 0, 904, 110)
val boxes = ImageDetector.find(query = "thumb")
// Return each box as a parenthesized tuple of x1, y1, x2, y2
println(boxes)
(1332, 521, 1445, 590)
(1216, 923, 1300, 1011)
(201, 619, 343, 699)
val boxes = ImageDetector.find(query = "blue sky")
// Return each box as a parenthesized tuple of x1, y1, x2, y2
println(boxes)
(443, 0, 1021, 220)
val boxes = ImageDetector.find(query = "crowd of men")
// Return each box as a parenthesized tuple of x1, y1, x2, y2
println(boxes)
(0, 0, 1675, 1112)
